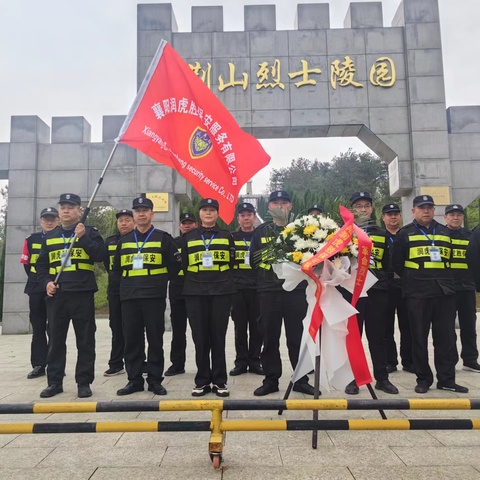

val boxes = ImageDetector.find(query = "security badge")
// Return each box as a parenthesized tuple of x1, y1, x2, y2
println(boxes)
(244, 251, 250, 266)
(132, 253, 144, 270)
(202, 252, 213, 268)
(61, 251, 72, 268)
(429, 246, 441, 262)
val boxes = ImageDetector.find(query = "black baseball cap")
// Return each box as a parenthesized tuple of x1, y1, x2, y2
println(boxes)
(116, 209, 133, 219)
(445, 204, 464, 214)
(237, 202, 256, 214)
(58, 193, 81, 205)
(180, 212, 197, 223)
(413, 195, 435, 207)
(40, 207, 59, 218)
(382, 203, 401, 214)
(132, 197, 154, 209)
(307, 204, 323, 214)
(269, 190, 291, 202)
(199, 198, 219, 210)
(350, 192, 373, 205)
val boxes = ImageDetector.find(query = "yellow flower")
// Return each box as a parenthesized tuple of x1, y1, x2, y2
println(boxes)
(325, 233, 335, 242)
(303, 225, 317, 237)
(291, 251, 303, 263)
(282, 226, 294, 237)
(340, 246, 349, 254)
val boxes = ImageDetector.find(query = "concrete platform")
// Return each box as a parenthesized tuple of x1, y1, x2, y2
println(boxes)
(1, 317, 480, 479)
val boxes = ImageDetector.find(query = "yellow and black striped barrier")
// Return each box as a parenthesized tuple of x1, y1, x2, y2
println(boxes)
(1, 398, 480, 469)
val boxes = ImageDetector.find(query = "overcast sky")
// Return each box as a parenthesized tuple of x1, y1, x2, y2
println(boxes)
(0, 0, 478, 195)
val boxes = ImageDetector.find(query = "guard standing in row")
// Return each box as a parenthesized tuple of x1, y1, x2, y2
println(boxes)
(250, 190, 314, 396)
(307, 204, 324, 216)
(165, 212, 198, 376)
(181, 198, 236, 397)
(115, 197, 178, 396)
(36, 193, 105, 398)
(382, 203, 413, 374)
(344, 192, 398, 395)
(229, 202, 263, 377)
(444, 204, 480, 372)
(103, 209, 135, 377)
(392, 195, 468, 394)
(20, 207, 59, 379)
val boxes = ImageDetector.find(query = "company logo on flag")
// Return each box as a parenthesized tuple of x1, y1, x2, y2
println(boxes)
(116, 40, 270, 223)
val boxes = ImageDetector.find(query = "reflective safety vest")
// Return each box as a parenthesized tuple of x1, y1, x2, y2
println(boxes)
(450, 237, 469, 270)
(45, 236, 94, 275)
(119, 240, 168, 277)
(257, 236, 274, 270)
(404, 233, 451, 270)
(185, 237, 231, 273)
(369, 233, 386, 271)
(29, 241, 43, 274)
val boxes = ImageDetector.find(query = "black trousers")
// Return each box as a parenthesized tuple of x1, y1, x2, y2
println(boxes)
(29, 292, 48, 368)
(455, 290, 479, 365)
(258, 289, 308, 387)
(231, 289, 262, 369)
(169, 285, 188, 369)
(385, 287, 412, 369)
(46, 291, 96, 386)
(107, 294, 125, 369)
(406, 295, 457, 387)
(122, 298, 166, 386)
(186, 295, 231, 387)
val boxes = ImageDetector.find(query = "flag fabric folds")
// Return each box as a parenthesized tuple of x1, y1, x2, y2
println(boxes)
(116, 40, 270, 223)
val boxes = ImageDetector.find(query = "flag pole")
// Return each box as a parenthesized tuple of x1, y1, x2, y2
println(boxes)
(53, 141, 119, 284)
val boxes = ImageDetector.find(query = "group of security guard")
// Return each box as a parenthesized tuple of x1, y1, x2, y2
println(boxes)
(21, 189, 480, 399)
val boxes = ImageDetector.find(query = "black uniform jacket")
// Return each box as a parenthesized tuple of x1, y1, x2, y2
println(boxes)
(231, 229, 257, 290)
(36, 224, 105, 293)
(22, 231, 46, 295)
(180, 224, 236, 296)
(392, 220, 455, 299)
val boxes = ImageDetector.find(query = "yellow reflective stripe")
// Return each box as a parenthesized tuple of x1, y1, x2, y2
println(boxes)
(451, 239, 469, 245)
(187, 238, 230, 248)
(371, 247, 384, 260)
(188, 250, 230, 265)
(122, 268, 167, 277)
(49, 248, 90, 263)
(261, 237, 273, 244)
(30, 253, 39, 264)
(186, 265, 230, 272)
(451, 263, 468, 269)
(407, 234, 451, 244)
(259, 263, 271, 270)
(108, 245, 117, 251)
(49, 267, 56, 275)
(31, 266, 37, 273)
(404, 261, 419, 269)
(452, 249, 466, 258)
(54, 263, 94, 272)
(46, 237, 78, 246)
(424, 262, 446, 269)
(370, 235, 385, 244)
(32, 243, 42, 249)
(408, 246, 450, 260)
(121, 253, 163, 267)
(234, 240, 250, 247)
(121, 241, 162, 250)
(178, 270, 184, 276)
(234, 264, 252, 270)
(236, 250, 248, 260)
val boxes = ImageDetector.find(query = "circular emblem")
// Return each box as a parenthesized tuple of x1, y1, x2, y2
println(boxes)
(453, 205, 459, 209)
(66, 194, 71, 199)
(138, 198, 143, 204)
(277, 192, 281, 197)
(423, 196, 428, 201)
(243, 204, 247, 208)
(360, 192, 365, 197)
(47, 208, 52, 212)
(185, 214, 190, 218)
(207, 199, 212, 204)
(390, 204, 394, 208)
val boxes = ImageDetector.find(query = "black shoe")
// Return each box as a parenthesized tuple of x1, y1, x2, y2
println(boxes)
(78, 384, 92, 398)
(402, 365, 415, 374)
(375, 379, 399, 394)
(212, 384, 230, 397)
(117, 382, 144, 396)
(463, 363, 480, 373)
(28, 366, 46, 379)
(164, 365, 185, 376)
(415, 384, 429, 394)
(40, 384, 63, 398)
(248, 365, 264, 375)
(386, 364, 397, 373)
(192, 385, 212, 397)
(104, 366, 125, 377)
(293, 382, 317, 396)
(345, 380, 359, 395)
(229, 366, 248, 376)
(148, 383, 167, 395)
(253, 383, 279, 396)
(437, 383, 469, 393)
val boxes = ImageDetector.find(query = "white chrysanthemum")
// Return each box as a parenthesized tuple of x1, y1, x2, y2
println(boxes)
(349, 244, 358, 257)
(320, 217, 339, 230)
(293, 219, 302, 227)
(301, 252, 314, 263)
(290, 234, 300, 242)
(304, 239, 319, 249)
(276, 237, 282, 244)
(305, 215, 320, 226)
(312, 228, 327, 241)
(294, 238, 308, 250)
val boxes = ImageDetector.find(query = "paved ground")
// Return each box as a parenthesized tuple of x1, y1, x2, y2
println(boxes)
(1, 317, 480, 479)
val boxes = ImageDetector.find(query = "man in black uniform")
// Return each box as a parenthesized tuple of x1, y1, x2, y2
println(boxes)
(103, 209, 135, 376)
(229, 202, 263, 377)
(20, 207, 59, 379)
(392, 194, 468, 394)
(444, 204, 480, 372)
(181, 198, 236, 397)
(115, 197, 178, 396)
(344, 192, 398, 395)
(382, 203, 413, 374)
(250, 190, 314, 396)
(165, 212, 198, 377)
(36, 193, 105, 398)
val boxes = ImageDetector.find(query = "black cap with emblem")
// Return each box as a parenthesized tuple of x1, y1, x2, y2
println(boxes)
(40, 207, 59, 218)
(132, 197, 154, 210)
(115, 209, 133, 219)
(307, 204, 324, 214)
(199, 198, 219, 211)
(268, 190, 291, 202)
(349, 191, 373, 205)
(445, 204, 464, 214)
(180, 212, 197, 223)
(412, 195, 435, 207)
(237, 202, 256, 214)
(382, 203, 401, 214)
(58, 193, 81, 206)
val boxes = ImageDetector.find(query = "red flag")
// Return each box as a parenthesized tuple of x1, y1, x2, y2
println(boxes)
(116, 40, 270, 223)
